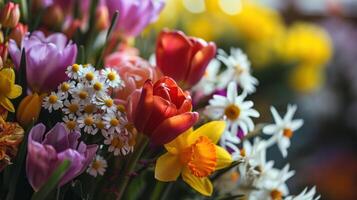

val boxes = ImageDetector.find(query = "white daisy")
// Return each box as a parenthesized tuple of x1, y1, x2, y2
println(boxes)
(104, 134, 131, 156)
(102, 68, 124, 88)
(217, 48, 258, 94)
(192, 58, 221, 95)
(72, 83, 93, 104)
(90, 78, 108, 97)
(79, 65, 99, 84)
(93, 95, 116, 113)
(205, 81, 260, 139)
(263, 105, 304, 157)
(42, 92, 63, 113)
(103, 112, 123, 135)
(87, 155, 108, 177)
(62, 99, 82, 117)
(78, 113, 97, 134)
(62, 115, 79, 132)
(94, 115, 107, 136)
(57, 81, 76, 98)
(285, 187, 320, 200)
(82, 103, 98, 114)
(66, 64, 83, 80)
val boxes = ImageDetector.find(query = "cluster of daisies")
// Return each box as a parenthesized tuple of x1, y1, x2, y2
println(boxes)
(198, 48, 319, 199)
(42, 64, 135, 177)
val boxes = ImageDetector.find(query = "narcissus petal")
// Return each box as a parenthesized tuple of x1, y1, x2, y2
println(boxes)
(155, 153, 183, 182)
(164, 128, 193, 154)
(151, 112, 199, 145)
(182, 167, 213, 196)
(189, 121, 226, 144)
(0, 68, 15, 83)
(8, 84, 22, 99)
(215, 146, 233, 170)
(0, 97, 15, 112)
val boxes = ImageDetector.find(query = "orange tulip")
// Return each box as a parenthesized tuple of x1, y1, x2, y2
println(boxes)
(16, 93, 42, 127)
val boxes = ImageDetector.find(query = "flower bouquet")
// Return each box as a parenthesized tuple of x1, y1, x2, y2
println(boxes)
(0, 0, 320, 200)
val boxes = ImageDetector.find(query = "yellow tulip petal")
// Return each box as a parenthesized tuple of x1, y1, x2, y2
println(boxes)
(155, 153, 183, 182)
(0, 97, 15, 112)
(164, 128, 193, 154)
(182, 167, 213, 196)
(8, 85, 22, 99)
(215, 146, 233, 170)
(189, 121, 226, 144)
(0, 68, 15, 83)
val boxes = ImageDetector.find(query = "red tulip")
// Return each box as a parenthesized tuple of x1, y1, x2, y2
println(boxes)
(156, 30, 216, 89)
(127, 76, 199, 145)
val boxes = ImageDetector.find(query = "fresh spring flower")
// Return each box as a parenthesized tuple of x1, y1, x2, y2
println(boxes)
(0, 68, 22, 112)
(102, 68, 124, 88)
(104, 133, 133, 156)
(263, 105, 304, 157)
(87, 155, 108, 177)
(127, 76, 199, 145)
(26, 123, 97, 191)
(105, 0, 165, 37)
(77, 113, 97, 135)
(0, 117, 24, 172)
(156, 30, 216, 89)
(217, 48, 258, 94)
(155, 121, 232, 196)
(204, 82, 259, 143)
(16, 93, 42, 127)
(9, 31, 77, 93)
(285, 187, 320, 200)
(42, 92, 63, 113)
(192, 58, 221, 95)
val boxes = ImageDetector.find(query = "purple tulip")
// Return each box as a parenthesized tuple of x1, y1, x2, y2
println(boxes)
(26, 123, 97, 191)
(8, 31, 77, 93)
(105, 0, 165, 37)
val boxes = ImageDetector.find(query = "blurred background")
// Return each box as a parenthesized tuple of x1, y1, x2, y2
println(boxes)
(145, 0, 357, 199)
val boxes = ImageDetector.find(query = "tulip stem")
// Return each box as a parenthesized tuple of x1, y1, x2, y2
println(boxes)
(150, 181, 166, 200)
(115, 135, 149, 200)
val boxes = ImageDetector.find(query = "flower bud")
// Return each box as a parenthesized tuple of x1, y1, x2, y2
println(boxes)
(43, 5, 64, 29)
(0, 43, 8, 63)
(95, 5, 109, 31)
(9, 23, 28, 46)
(16, 93, 42, 127)
(0, 2, 20, 28)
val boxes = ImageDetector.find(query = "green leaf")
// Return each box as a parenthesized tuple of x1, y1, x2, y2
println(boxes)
(31, 160, 71, 200)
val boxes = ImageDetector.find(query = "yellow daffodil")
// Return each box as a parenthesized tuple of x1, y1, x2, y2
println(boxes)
(0, 68, 22, 112)
(155, 121, 232, 196)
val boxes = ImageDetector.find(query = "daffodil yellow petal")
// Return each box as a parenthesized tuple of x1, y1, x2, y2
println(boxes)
(0, 97, 15, 112)
(189, 121, 226, 144)
(215, 146, 233, 170)
(182, 167, 213, 196)
(0, 68, 15, 83)
(8, 85, 22, 99)
(164, 128, 193, 154)
(155, 153, 183, 182)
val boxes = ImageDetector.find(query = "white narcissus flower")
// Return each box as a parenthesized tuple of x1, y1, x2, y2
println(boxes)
(87, 155, 108, 177)
(263, 104, 304, 157)
(217, 48, 258, 94)
(285, 187, 320, 200)
(193, 58, 221, 95)
(205, 81, 260, 138)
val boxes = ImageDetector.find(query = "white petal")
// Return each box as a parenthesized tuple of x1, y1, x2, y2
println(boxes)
(270, 106, 283, 124)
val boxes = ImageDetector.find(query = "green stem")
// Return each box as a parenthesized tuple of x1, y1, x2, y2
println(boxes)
(150, 181, 166, 200)
(115, 136, 149, 200)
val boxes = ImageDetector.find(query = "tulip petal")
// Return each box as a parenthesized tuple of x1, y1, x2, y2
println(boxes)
(188, 121, 226, 144)
(155, 153, 182, 181)
(151, 112, 199, 145)
(187, 43, 216, 86)
(8, 84, 22, 99)
(215, 146, 233, 170)
(134, 80, 154, 133)
(182, 167, 213, 196)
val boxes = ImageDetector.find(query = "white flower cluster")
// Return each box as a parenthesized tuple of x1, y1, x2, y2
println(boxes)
(43, 64, 135, 157)
(202, 48, 319, 199)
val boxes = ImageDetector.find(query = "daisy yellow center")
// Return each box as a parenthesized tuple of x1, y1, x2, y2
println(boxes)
(270, 189, 283, 200)
(92, 160, 102, 170)
(48, 95, 58, 104)
(180, 136, 217, 178)
(60, 83, 70, 92)
(117, 104, 125, 113)
(79, 91, 88, 100)
(84, 104, 95, 114)
(107, 72, 116, 81)
(128, 135, 136, 147)
(68, 103, 79, 113)
(110, 118, 119, 127)
(224, 104, 240, 120)
(93, 82, 103, 91)
(85, 73, 94, 81)
(95, 120, 105, 129)
(72, 64, 80, 72)
(240, 148, 246, 157)
(230, 171, 240, 182)
(235, 64, 244, 75)
(66, 121, 76, 130)
(84, 116, 94, 126)
(104, 99, 113, 107)
(283, 128, 293, 138)
(111, 137, 124, 148)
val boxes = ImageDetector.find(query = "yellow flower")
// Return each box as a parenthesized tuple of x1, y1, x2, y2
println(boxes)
(155, 121, 232, 196)
(0, 68, 22, 112)
(289, 64, 324, 93)
(16, 93, 43, 127)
